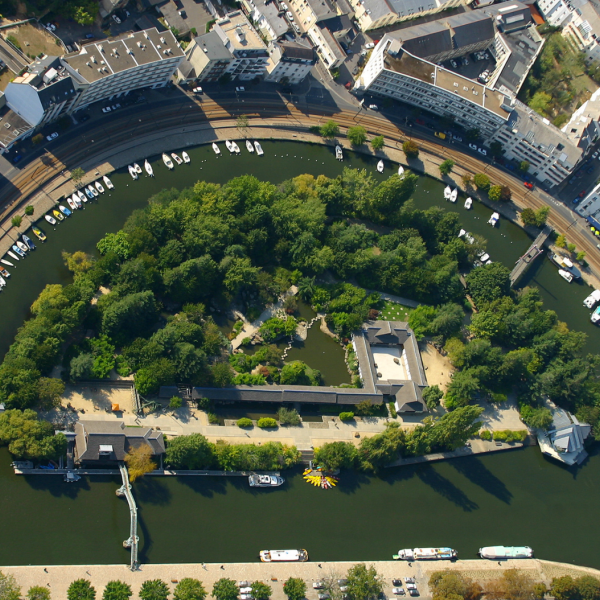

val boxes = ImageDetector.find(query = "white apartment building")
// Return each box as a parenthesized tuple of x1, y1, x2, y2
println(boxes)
(63, 29, 184, 110)
(177, 32, 234, 83)
(307, 23, 346, 68)
(575, 182, 600, 218)
(265, 40, 315, 84)
(289, 0, 337, 32)
(241, 0, 289, 41)
(536, 0, 572, 26)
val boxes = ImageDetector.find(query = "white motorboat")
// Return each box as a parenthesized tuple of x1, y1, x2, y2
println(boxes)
(45, 214, 57, 226)
(480, 253, 490, 263)
(465, 233, 475, 244)
(225, 140, 235, 153)
(584, 290, 600, 308)
(182, 151, 190, 164)
(103, 175, 114, 190)
(145, 160, 154, 177)
(1, 258, 14, 267)
(254, 141, 264, 155)
(246, 140, 254, 153)
(0, 276, 6, 287)
(394, 548, 457, 561)
(84, 187, 93, 199)
(479, 546, 533, 560)
(78, 190, 87, 203)
(128, 165, 139, 180)
(259, 550, 308, 563)
(162, 153, 174, 170)
(67, 197, 78, 211)
(7, 251, 20, 261)
(398, 165, 404, 177)
(95, 181, 105, 194)
(88, 185, 98, 197)
(171, 152, 183, 165)
(59, 205, 71, 217)
(450, 188, 458, 203)
(231, 141, 241, 154)
(72, 194, 82, 208)
(549, 253, 581, 279)
(464, 197, 473, 209)
(488, 212, 500, 226)
(458, 229, 466, 238)
(444, 186, 451, 199)
(16, 241, 29, 254)
(377, 160, 384, 173)
(336, 145, 343, 161)
(559, 269, 573, 283)
(134, 163, 142, 174)
(249, 474, 285, 487)
(592, 306, 600, 324)
(213, 142, 221, 155)
(0, 265, 9, 278)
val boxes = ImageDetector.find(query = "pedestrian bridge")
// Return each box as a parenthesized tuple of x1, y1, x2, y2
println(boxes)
(510, 226, 552, 287)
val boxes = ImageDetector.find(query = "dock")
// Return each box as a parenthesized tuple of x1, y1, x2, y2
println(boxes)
(510, 226, 552, 286)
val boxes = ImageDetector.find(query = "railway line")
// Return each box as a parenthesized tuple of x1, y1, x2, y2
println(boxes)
(4, 97, 599, 278)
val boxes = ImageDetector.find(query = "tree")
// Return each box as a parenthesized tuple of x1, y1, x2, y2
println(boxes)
(25, 205, 34, 216)
(402, 140, 419, 159)
(499, 185, 512, 202)
(169, 396, 183, 409)
(165, 433, 214, 469)
(519, 160, 530, 173)
(283, 579, 306, 600)
(346, 563, 383, 600)
(423, 385, 443, 410)
(32, 134, 44, 145)
(473, 173, 490, 192)
(520, 405, 553, 429)
(68, 580, 96, 600)
(428, 571, 482, 600)
(314, 441, 357, 470)
(577, 251, 587, 262)
(521, 207, 549, 228)
(490, 141, 504, 158)
(444, 371, 481, 411)
(575, 576, 600, 600)
(439, 159, 455, 176)
(70, 353, 95, 380)
(62, 251, 94, 273)
(530, 91, 552, 116)
(320, 121, 340, 139)
(550, 576, 578, 600)
(371, 135, 384, 151)
(466, 263, 511, 306)
(488, 185, 502, 202)
(37, 377, 65, 409)
(11, 216, 22, 228)
(102, 291, 158, 345)
(27, 588, 51, 600)
(466, 128, 481, 141)
(556, 234, 566, 248)
(212, 579, 238, 600)
(347, 126, 367, 146)
(71, 167, 85, 186)
(250, 583, 271, 600)
(236, 115, 249, 134)
(567, 243, 577, 253)
(174, 579, 206, 600)
(102, 581, 132, 600)
(297, 277, 315, 302)
(485, 569, 537, 600)
(462, 173, 472, 188)
(431, 405, 484, 449)
(124, 444, 157, 482)
(97, 230, 130, 261)
(0, 571, 20, 600)
(277, 407, 301, 426)
(140, 581, 169, 600)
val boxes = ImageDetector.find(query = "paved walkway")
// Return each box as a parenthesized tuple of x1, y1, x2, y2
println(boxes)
(2, 559, 598, 600)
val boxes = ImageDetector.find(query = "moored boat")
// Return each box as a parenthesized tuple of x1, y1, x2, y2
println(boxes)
(77, 190, 87, 204)
(213, 143, 221, 155)
(95, 181, 105, 194)
(67, 197, 78, 211)
(398, 165, 404, 177)
(479, 546, 533, 560)
(7, 251, 20, 262)
(249, 474, 285, 487)
(0, 266, 9, 278)
(45, 214, 57, 226)
(259, 549, 308, 562)
(12, 244, 26, 258)
(444, 186, 451, 199)
(53, 209, 64, 221)
(73, 194, 82, 209)
(559, 269, 573, 283)
(464, 197, 473, 209)
(231, 141, 240, 154)
(225, 140, 235, 153)
(145, 160, 154, 177)
(0, 275, 6, 287)
(549, 253, 581, 279)
(134, 163, 142, 174)
(377, 160, 384, 173)
(458, 229, 466, 238)
(246, 140, 254, 153)
(32, 227, 46, 242)
(1, 258, 14, 267)
(394, 548, 457, 561)
(84, 187, 94, 199)
(450, 188, 458, 203)
(254, 141, 264, 155)
(591, 306, 600, 324)
(21, 236, 35, 251)
(88, 185, 98, 198)
(488, 212, 499, 226)
(584, 290, 600, 308)
(162, 153, 174, 170)
(336, 145, 343, 161)
(59, 205, 72, 217)
(128, 165, 139, 180)
(171, 153, 183, 165)
(103, 175, 114, 190)
(182, 151, 190, 164)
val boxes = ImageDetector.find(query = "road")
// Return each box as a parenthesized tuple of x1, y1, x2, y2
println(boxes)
(0, 37, 29, 73)
(3, 88, 600, 280)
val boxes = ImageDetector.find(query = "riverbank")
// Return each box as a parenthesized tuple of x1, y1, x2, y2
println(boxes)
(2, 559, 599, 600)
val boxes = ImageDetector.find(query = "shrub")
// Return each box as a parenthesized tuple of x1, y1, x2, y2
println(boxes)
(25, 205, 34, 216)
(197, 397, 212, 410)
(139, 580, 169, 600)
(402, 140, 419, 158)
(237, 417, 253, 428)
(257, 417, 277, 428)
(11, 215, 22, 228)
(479, 430, 492, 441)
(473, 173, 490, 191)
(277, 406, 301, 426)
(32, 133, 44, 145)
(68, 580, 96, 600)
(347, 125, 367, 146)
(339, 411, 355, 421)
(320, 120, 340, 139)
(371, 135, 384, 151)
(388, 402, 397, 418)
(169, 396, 183, 409)
(493, 430, 528, 442)
(490, 392, 507, 403)
(439, 159, 454, 176)
(7, 35, 20, 50)
(208, 413, 219, 425)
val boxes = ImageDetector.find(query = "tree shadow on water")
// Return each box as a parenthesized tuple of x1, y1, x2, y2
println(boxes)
(176, 475, 229, 498)
(449, 457, 513, 504)
(417, 466, 479, 512)
(134, 477, 172, 506)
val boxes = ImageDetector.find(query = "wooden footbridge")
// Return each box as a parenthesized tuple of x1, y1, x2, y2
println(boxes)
(117, 463, 139, 571)
(510, 226, 552, 287)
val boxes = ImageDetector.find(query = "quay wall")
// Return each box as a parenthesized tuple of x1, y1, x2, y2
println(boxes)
(2, 560, 599, 600)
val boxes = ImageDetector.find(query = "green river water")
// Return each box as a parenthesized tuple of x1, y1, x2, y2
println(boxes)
(1, 141, 599, 567)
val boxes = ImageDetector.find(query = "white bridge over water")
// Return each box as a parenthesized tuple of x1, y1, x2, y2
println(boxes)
(117, 463, 139, 571)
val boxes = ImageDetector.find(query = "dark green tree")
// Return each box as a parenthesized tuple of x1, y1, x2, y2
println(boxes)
(371, 136, 384, 151)
(439, 159, 455, 176)
(0, 572, 21, 600)
(139, 580, 170, 600)
(165, 434, 215, 469)
(174, 579, 207, 600)
(249, 583, 271, 600)
(466, 263, 511, 306)
(423, 385, 443, 410)
(283, 578, 306, 600)
(27, 587, 51, 600)
(314, 441, 357, 470)
(320, 121, 340, 139)
(402, 140, 419, 159)
(347, 126, 367, 146)
(102, 581, 132, 600)
(211, 579, 238, 600)
(431, 405, 484, 449)
(346, 563, 383, 600)
(67, 580, 96, 600)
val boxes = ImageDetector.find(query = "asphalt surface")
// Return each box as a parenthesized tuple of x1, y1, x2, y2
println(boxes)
(0, 38, 29, 73)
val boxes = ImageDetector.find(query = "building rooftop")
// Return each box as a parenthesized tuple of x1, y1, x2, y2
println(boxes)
(305, 0, 338, 21)
(159, 1, 191, 36)
(315, 24, 346, 62)
(193, 31, 234, 62)
(0, 104, 32, 148)
(278, 39, 315, 61)
(537, 406, 591, 466)
(64, 28, 183, 84)
(360, 0, 396, 22)
(243, 0, 290, 39)
(215, 11, 268, 54)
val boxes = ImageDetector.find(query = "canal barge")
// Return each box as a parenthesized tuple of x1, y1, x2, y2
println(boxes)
(549, 253, 581, 279)
(249, 474, 284, 487)
(479, 546, 533, 559)
(259, 549, 308, 562)
(394, 548, 457, 560)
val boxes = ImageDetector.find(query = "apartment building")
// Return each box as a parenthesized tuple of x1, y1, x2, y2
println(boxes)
(289, 0, 337, 32)
(0, 93, 35, 151)
(536, 0, 572, 26)
(576, 181, 600, 218)
(177, 31, 233, 83)
(266, 40, 315, 83)
(63, 29, 184, 110)
(307, 22, 346, 68)
(240, 0, 289, 41)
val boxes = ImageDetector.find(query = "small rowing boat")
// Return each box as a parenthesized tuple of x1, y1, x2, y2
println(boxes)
(254, 141, 264, 155)
(7, 251, 19, 262)
(32, 227, 46, 242)
(103, 175, 114, 190)
(95, 180, 105, 194)
(398, 165, 404, 177)
(45, 214, 57, 226)
(171, 153, 183, 165)
(182, 151, 190, 164)
(128, 165, 139, 180)
(226, 140, 235, 153)
(488, 212, 500, 227)
(231, 141, 240, 154)
(1, 258, 14, 267)
(444, 186, 451, 200)
(162, 153, 174, 169)
(213, 143, 221, 155)
(246, 140, 254, 153)
(377, 160, 384, 173)
(145, 160, 154, 177)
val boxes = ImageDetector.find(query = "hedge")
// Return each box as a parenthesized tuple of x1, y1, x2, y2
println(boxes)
(257, 417, 278, 428)
(237, 417, 253, 428)
(339, 412, 355, 421)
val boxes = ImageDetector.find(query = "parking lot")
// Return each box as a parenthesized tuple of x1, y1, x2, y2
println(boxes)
(441, 52, 496, 85)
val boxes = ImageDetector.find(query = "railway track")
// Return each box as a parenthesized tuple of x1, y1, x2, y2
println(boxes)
(5, 98, 599, 277)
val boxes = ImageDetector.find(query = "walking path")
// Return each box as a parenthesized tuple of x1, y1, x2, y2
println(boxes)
(2, 559, 598, 600)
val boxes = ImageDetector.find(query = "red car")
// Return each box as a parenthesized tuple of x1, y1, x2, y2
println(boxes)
(580, 190, 587, 197)
(524, 181, 533, 189)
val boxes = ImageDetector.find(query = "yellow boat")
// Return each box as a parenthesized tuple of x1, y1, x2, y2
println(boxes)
(32, 227, 46, 242)
(53, 209, 64, 221)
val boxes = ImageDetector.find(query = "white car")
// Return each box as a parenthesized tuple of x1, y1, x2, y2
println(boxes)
(313, 582, 324, 589)
(463, 57, 469, 65)
(193, 86, 203, 93)
(594, 151, 599, 159)
(236, 86, 245, 92)
(112, 14, 121, 23)
(240, 588, 252, 594)
(241, 595, 253, 600)
(281, 1, 288, 9)
(365, 42, 375, 49)
(469, 142, 477, 150)
(478, 147, 487, 156)
(453, 134, 463, 142)
(392, 589, 406, 596)
(368, 104, 378, 110)
(238, 582, 250, 588)
(46, 23, 56, 31)
(450, 59, 457, 68)
(405, 583, 417, 590)
(286, 10, 294, 20)
(46, 132, 58, 141)
(102, 106, 112, 113)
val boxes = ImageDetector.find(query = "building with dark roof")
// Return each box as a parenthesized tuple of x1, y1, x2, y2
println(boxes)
(266, 40, 315, 84)
(177, 31, 234, 83)
(0, 94, 34, 151)
(537, 406, 591, 466)
(241, 0, 290, 41)
(74, 420, 165, 465)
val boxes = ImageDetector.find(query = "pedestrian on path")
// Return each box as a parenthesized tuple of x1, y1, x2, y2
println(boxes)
(202, 563, 207, 570)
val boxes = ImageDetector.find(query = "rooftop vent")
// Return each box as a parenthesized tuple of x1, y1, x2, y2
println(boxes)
(137, 41, 142, 47)
(160, 36, 166, 43)
(4, 123, 10, 129)
(144, 32, 149, 38)
(98, 44, 104, 52)
(91, 55, 96, 63)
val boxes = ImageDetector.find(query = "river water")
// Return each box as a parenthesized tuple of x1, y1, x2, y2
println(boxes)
(1, 141, 600, 568)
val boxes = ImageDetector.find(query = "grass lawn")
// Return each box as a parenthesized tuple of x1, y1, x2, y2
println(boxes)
(5, 23, 62, 60)
(379, 300, 413, 322)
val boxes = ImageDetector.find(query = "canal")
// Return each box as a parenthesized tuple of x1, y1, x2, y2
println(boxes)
(1, 141, 600, 568)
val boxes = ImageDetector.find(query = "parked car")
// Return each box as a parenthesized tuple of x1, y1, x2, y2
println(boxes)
(281, 1, 288, 9)
(240, 595, 253, 600)
(463, 57, 469, 65)
(580, 189, 587, 197)
(318, 595, 330, 600)
(193, 86, 203, 93)
(524, 181, 534, 189)
(392, 589, 406, 596)
(238, 582, 250, 588)
(450, 59, 458, 68)
(293, 23, 300, 33)
(46, 132, 58, 141)
(392, 580, 402, 586)
(112, 14, 121, 23)
(45, 23, 56, 31)
(573, 197, 580, 203)
(406, 583, 417, 591)
(477, 147, 487, 155)
(337, 580, 348, 586)
(236, 86, 245, 92)
(469, 142, 477, 150)
(286, 11, 294, 20)
(365, 42, 375, 49)
(12, 154, 22, 164)
(240, 588, 252, 594)
(404, 578, 416, 584)
(85, 33, 95, 39)
(587, 166, 594, 173)
(452, 134, 463, 142)
(368, 104, 378, 110)
(408, 591, 419, 598)
(313, 583, 324, 589)
(102, 106, 112, 113)
(593, 151, 598, 159)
